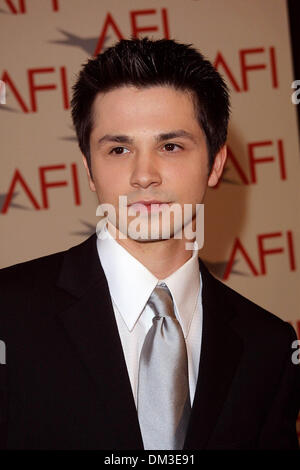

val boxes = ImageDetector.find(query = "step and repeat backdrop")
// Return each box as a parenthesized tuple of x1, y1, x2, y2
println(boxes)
(0, 0, 300, 439)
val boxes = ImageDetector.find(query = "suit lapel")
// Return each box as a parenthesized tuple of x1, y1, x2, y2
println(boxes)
(184, 259, 243, 450)
(55, 233, 143, 449)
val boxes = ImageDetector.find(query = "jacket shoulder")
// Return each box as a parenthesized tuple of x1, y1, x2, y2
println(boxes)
(0, 235, 93, 294)
(0, 249, 65, 288)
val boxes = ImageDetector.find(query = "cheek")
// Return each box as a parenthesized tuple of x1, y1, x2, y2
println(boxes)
(167, 161, 207, 193)
(93, 171, 127, 202)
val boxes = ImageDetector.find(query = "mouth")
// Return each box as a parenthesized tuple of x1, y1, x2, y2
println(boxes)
(128, 200, 171, 213)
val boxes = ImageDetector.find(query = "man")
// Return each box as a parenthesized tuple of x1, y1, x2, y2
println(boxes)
(0, 38, 299, 450)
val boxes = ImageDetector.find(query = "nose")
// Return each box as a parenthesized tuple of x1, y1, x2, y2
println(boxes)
(130, 152, 162, 190)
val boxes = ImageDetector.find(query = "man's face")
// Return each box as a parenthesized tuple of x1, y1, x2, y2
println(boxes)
(83, 85, 226, 242)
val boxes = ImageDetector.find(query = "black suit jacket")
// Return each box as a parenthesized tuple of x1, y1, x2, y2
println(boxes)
(0, 233, 299, 450)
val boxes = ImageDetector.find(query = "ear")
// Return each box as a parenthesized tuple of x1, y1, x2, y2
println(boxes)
(82, 155, 96, 192)
(207, 145, 227, 187)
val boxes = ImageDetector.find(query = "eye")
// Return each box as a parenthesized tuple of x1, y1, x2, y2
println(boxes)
(163, 143, 182, 152)
(109, 146, 130, 155)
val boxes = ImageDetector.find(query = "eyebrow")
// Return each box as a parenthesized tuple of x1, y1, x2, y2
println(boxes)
(97, 130, 198, 146)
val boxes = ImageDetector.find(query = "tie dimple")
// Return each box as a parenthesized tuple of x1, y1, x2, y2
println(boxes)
(147, 284, 176, 319)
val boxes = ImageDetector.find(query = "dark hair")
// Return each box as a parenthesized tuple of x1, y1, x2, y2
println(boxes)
(71, 37, 230, 178)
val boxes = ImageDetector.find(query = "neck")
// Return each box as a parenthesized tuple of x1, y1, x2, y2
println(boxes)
(107, 222, 196, 279)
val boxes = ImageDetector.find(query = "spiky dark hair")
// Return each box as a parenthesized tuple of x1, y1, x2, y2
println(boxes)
(71, 37, 230, 178)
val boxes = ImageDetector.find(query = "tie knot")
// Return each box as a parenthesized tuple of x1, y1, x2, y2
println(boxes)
(148, 284, 176, 320)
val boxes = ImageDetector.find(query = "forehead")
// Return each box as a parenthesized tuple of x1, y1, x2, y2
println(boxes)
(91, 85, 200, 131)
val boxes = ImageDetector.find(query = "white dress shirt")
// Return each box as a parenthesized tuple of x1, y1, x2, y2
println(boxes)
(96, 226, 203, 407)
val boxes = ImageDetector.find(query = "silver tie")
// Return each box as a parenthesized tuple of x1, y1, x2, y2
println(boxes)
(137, 283, 191, 450)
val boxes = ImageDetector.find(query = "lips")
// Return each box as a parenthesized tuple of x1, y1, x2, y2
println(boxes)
(128, 200, 171, 213)
(128, 200, 168, 206)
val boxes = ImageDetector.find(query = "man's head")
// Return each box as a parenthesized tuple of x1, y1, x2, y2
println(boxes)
(71, 38, 230, 243)
(71, 37, 230, 179)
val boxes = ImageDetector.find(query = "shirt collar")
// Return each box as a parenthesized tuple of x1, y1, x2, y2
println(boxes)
(96, 226, 200, 337)
(163, 248, 200, 337)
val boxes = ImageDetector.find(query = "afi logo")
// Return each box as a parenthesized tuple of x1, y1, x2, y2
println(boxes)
(1, 0, 59, 14)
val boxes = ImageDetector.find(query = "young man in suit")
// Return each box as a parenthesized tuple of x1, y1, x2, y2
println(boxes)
(0, 38, 299, 450)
